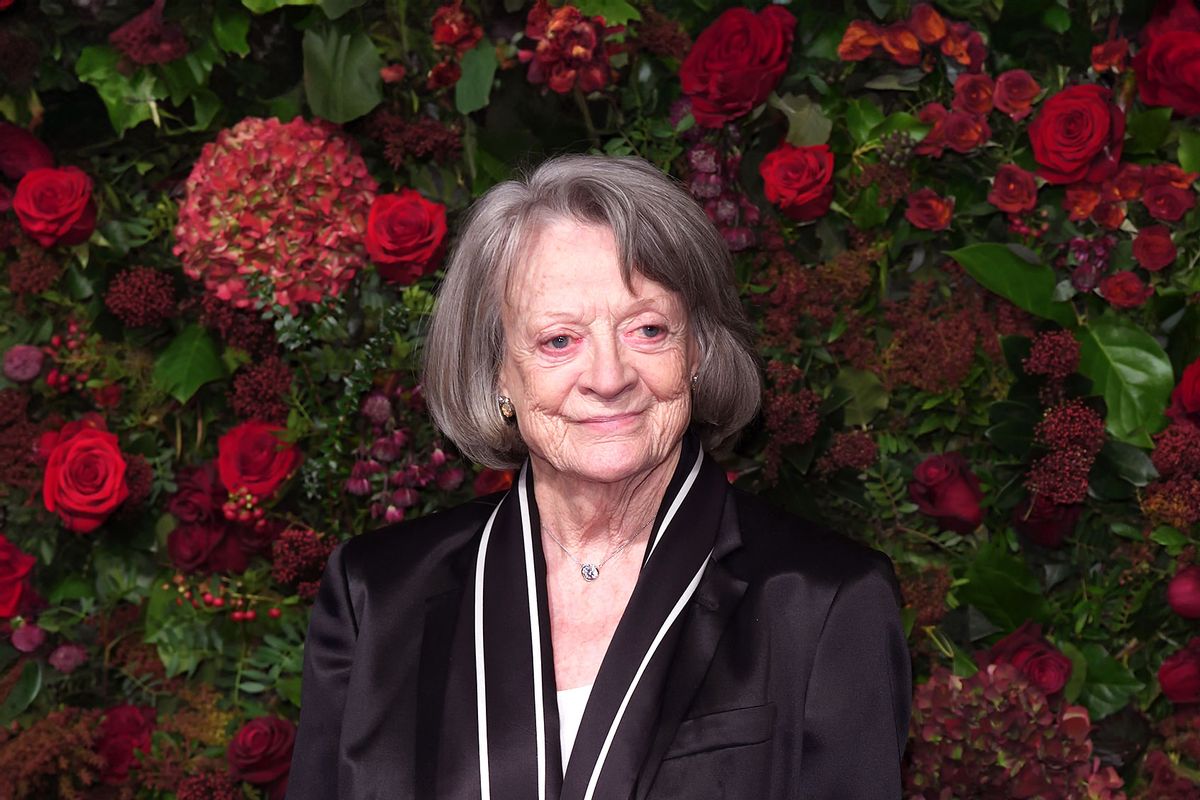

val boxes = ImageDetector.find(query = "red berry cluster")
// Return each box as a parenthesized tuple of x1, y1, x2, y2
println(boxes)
(1023, 330, 1080, 380)
(42, 319, 91, 394)
(164, 573, 283, 623)
(222, 486, 267, 529)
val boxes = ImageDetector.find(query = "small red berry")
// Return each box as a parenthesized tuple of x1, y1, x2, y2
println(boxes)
(268, 607, 282, 619)
(245, 609, 257, 621)
(231, 610, 244, 622)
(213, 597, 225, 608)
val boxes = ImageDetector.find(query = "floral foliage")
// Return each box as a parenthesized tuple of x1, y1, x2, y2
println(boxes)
(1, 0, 1200, 797)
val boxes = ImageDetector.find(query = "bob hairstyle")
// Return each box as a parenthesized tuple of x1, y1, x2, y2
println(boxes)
(422, 153, 761, 469)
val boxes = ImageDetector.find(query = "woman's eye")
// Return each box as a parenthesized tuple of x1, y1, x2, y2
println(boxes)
(639, 325, 664, 338)
(547, 335, 571, 350)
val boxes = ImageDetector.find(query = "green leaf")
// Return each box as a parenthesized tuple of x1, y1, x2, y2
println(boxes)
(0, 661, 42, 725)
(1125, 107, 1173, 155)
(242, 0, 316, 13)
(302, 27, 383, 123)
(846, 98, 885, 145)
(769, 93, 832, 147)
(1098, 440, 1158, 487)
(575, 0, 640, 24)
(959, 535, 1046, 629)
(1151, 525, 1189, 555)
(861, 70, 926, 92)
(75, 46, 164, 136)
(1041, 5, 1070, 33)
(152, 324, 227, 404)
(832, 367, 889, 425)
(213, 2, 251, 56)
(871, 112, 930, 143)
(1078, 316, 1173, 447)
(948, 243, 1077, 328)
(455, 41, 498, 115)
(1060, 641, 1087, 703)
(1079, 643, 1143, 720)
(320, 0, 368, 18)
(1179, 129, 1200, 173)
(49, 576, 92, 604)
(985, 400, 1038, 457)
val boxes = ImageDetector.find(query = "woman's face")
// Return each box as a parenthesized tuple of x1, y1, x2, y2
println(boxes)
(498, 219, 699, 485)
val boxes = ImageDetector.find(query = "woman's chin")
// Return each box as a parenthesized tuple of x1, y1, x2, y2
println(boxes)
(536, 441, 677, 486)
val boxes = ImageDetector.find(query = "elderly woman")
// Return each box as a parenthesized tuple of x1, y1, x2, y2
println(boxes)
(287, 155, 910, 800)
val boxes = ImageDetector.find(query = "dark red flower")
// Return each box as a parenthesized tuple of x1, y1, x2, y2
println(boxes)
(836, 20, 881, 61)
(104, 266, 176, 328)
(941, 111, 990, 153)
(1169, 565, 1200, 619)
(914, 102, 948, 157)
(216, 421, 301, 501)
(42, 416, 130, 534)
(1143, 183, 1197, 221)
(881, 23, 921, 66)
(168, 462, 225, 523)
(977, 621, 1073, 696)
(1098, 271, 1153, 309)
(522, 0, 620, 95)
(1134, 225, 1178, 271)
(910, 4, 947, 45)
(908, 452, 984, 534)
(13, 166, 97, 247)
(0, 123, 53, 181)
(365, 190, 447, 285)
(1133, 0, 1200, 116)
(759, 143, 834, 222)
(427, 58, 462, 89)
(167, 522, 226, 574)
(953, 73, 994, 114)
(431, 0, 483, 56)
(97, 704, 155, 784)
(1169, 357, 1200, 425)
(1023, 330, 1080, 379)
(474, 467, 514, 496)
(227, 716, 295, 800)
(1091, 38, 1129, 73)
(680, 6, 795, 127)
(988, 164, 1039, 213)
(994, 69, 1041, 121)
(1028, 85, 1124, 185)
(109, 0, 189, 66)
(904, 188, 954, 230)
(940, 21, 987, 72)
(1012, 495, 1082, 549)
(1160, 636, 1200, 704)
(0, 533, 35, 618)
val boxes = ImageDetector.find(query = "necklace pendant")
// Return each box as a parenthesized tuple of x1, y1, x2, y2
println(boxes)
(580, 563, 600, 581)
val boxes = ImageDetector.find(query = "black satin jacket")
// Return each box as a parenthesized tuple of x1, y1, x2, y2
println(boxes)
(286, 445, 911, 800)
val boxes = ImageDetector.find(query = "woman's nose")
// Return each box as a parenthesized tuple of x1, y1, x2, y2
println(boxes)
(580, 336, 636, 398)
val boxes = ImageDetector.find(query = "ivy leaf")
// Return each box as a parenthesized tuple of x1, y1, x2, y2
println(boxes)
(455, 41, 498, 114)
(213, 2, 251, 56)
(1078, 316, 1173, 447)
(833, 367, 888, 425)
(575, 0, 641, 24)
(302, 27, 383, 123)
(152, 325, 227, 404)
(0, 662, 42, 726)
(769, 93, 832, 147)
(846, 98, 885, 145)
(959, 535, 1047, 629)
(1078, 643, 1143, 720)
(948, 243, 1077, 328)
(75, 46, 164, 136)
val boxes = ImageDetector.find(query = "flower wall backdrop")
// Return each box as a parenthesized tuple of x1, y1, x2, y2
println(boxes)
(0, 0, 1198, 796)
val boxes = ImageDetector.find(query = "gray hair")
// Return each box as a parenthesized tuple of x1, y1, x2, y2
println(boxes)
(421, 153, 761, 469)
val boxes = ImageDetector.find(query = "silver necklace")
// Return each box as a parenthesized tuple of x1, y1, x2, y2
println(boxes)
(543, 523, 652, 581)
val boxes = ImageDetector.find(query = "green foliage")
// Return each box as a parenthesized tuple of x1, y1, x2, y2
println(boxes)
(302, 27, 383, 123)
(959, 536, 1047, 630)
(948, 244, 1076, 328)
(456, 41, 498, 115)
(152, 325, 227, 404)
(1078, 316, 1174, 447)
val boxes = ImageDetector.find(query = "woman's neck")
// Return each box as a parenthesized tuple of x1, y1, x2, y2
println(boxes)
(529, 444, 682, 554)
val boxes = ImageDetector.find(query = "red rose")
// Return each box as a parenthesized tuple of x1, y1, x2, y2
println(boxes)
(1169, 565, 1200, 618)
(837, 20, 881, 61)
(427, 59, 462, 89)
(940, 21, 986, 71)
(0, 534, 35, 618)
(910, 3, 947, 44)
(904, 188, 954, 230)
(953, 73, 994, 115)
(1169, 357, 1200, 425)
(1143, 183, 1196, 221)
(227, 716, 296, 800)
(42, 417, 130, 534)
(1012, 495, 1082, 548)
(0, 123, 54, 181)
(908, 452, 984, 534)
(1092, 200, 1126, 229)
(977, 621, 1073, 696)
(12, 166, 97, 247)
(431, 0, 483, 56)
(994, 69, 1041, 121)
(1091, 38, 1129, 73)
(881, 23, 921, 66)
(988, 164, 1039, 213)
(680, 6, 796, 127)
(759, 143, 834, 222)
(168, 462, 226, 523)
(474, 467, 514, 496)
(366, 190, 448, 285)
(97, 704, 155, 785)
(1160, 636, 1200, 704)
(1028, 85, 1124, 185)
(914, 103, 948, 157)
(1064, 184, 1101, 221)
(1134, 225, 1178, 271)
(216, 421, 302, 501)
(941, 111, 990, 153)
(167, 522, 227, 573)
(1133, 0, 1200, 116)
(1099, 271, 1153, 309)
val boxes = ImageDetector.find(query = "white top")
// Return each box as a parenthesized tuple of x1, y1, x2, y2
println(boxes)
(556, 683, 594, 772)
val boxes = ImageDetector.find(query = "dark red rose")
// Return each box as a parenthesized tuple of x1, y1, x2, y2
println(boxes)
(167, 522, 225, 573)
(431, 0, 483, 56)
(427, 59, 462, 89)
(109, 0, 189, 65)
(0, 185, 10, 213)
(1028, 84, 1124, 185)
(941, 111, 990, 153)
(473, 467, 514, 496)
(1133, 0, 1200, 116)
(1143, 183, 1196, 221)
(1064, 184, 1101, 221)
(914, 102, 948, 157)
(994, 69, 1041, 121)
(1092, 38, 1129, 73)
(12, 166, 97, 247)
(97, 704, 155, 785)
(0, 123, 53, 181)
(168, 462, 226, 523)
(1092, 200, 1127, 229)
(881, 23, 921, 66)
(910, 3, 947, 44)
(1160, 636, 1200, 704)
(836, 20, 881, 61)
(940, 21, 986, 72)
(365, 190, 447, 285)
(1168, 357, 1200, 425)
(977, 621, 1073, 696)
(0, 534, 35, 618)
(1099, 271, 1153, 309)
(42, 416, 130, 534)
(988, 164, 1038, 213)
(759, 143, 834, 222)
(1134, 225, 1178, 271)
(1012, 495, 1082, 548)
(227, 716, 295, 800)
(904, 188, 954, 230)
(953, 73, 994, 114)
(908, 452, 984, 534)
(680, 6, 796, 127)
(216, 421, 301, 501)
(1169, 565, 1200, 618)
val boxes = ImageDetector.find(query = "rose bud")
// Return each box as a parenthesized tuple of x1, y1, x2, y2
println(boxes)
(1160, 637, 1200, 704)
(1168, 565, 1200, 619)
(908, 452, 984, 534)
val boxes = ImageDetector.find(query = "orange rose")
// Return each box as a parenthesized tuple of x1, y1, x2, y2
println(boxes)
(910, 3, 947, 44)
(837, 20, 881, 61)
(881, 23, 921, 66)
(904, 188, 954, 230)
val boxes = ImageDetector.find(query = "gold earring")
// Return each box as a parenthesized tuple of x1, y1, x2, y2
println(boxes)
(498, 396, 515, 419)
